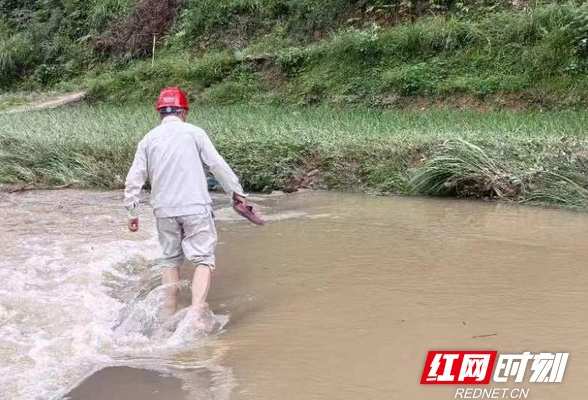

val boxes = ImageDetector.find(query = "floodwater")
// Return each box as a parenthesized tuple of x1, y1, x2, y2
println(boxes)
(0, 190, 587, 400)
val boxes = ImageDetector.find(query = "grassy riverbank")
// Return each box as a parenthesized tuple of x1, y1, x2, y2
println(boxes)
(1, 105, 587, 209)
(3, 2, 588, 109)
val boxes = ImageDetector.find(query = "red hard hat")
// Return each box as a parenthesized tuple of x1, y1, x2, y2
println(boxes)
(156, 87, 189, 111)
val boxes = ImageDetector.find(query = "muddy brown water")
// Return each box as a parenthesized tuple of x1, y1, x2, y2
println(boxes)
(1, 190, 587, 400)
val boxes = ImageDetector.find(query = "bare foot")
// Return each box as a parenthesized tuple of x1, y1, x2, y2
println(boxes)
(161, 307, 188, 333)
(187, 303, 215, 334)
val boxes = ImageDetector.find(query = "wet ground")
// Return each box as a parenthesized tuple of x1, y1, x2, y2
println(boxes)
(1, 190, 587, 400)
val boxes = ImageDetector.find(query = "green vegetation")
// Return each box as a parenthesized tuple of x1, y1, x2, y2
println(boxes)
(1, 106, 588, 209)
(2, 1, 588, 210)
(2, 1, 588, 109)
(73, 2, 588, 109)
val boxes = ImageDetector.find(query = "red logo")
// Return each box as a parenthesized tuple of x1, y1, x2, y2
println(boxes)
(421, 351, 497, 384)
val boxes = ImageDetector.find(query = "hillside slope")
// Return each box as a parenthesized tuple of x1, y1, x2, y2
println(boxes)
(2, 1, 588, 109)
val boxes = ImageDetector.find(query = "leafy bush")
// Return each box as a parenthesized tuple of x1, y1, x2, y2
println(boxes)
(202, 75, 263, 104)
(185, 52, 239, 87)
(88, 0, 135, 32)
(380, 17, 477, 59)
(0, 0, 96, 86)
(277, 46, 316, 75)
(382, 62, 443, 94)
(325, 29, 382, 65)
(568, 3, 588, 57)
(0, 32, 38, 88)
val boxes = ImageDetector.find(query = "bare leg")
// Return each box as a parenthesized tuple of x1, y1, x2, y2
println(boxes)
(191, 265, 212, 307)
(190, 265, 214, 332)
(162, 267, 180, 317)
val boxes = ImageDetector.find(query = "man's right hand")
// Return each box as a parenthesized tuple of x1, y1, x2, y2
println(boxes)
(233, 193, 247, 206)
(128, 218, 139, 232)
(232, 192, 266, 226)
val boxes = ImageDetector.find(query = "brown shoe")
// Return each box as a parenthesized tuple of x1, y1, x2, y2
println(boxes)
(232, 193, 266, 226)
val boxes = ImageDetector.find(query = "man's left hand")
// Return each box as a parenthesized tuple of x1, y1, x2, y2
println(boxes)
(128, 218, 139, 232)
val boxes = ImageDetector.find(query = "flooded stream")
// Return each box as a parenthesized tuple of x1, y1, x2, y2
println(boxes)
(1, 190, 587, 400)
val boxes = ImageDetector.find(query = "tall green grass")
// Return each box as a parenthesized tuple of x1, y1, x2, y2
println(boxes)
(410, 139, 588, 208)
(410, 140, 520, 198)
(1, 105, 587, 209)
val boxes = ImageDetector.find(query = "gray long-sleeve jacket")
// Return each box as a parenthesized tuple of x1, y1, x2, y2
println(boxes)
(124, 115, 245, 218)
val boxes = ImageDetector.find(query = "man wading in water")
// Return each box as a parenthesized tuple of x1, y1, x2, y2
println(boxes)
(124, 87, 263, 332)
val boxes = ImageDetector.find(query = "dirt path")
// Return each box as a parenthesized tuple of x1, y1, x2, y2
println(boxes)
(3, 91, 86, 114)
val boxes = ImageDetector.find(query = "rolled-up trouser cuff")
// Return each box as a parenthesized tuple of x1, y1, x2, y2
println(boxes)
(158, 255, 184, 269)
(187, 253, 216, 271)
(194, 263, 216, 272)
(159, 261, 216, 271)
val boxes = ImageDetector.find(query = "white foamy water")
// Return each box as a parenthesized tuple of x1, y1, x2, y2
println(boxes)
(0, 190, 289, 400)
(0, 234, 155, 399)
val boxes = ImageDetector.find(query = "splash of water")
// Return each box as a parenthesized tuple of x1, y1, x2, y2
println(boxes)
(0, 224, 230, 400)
